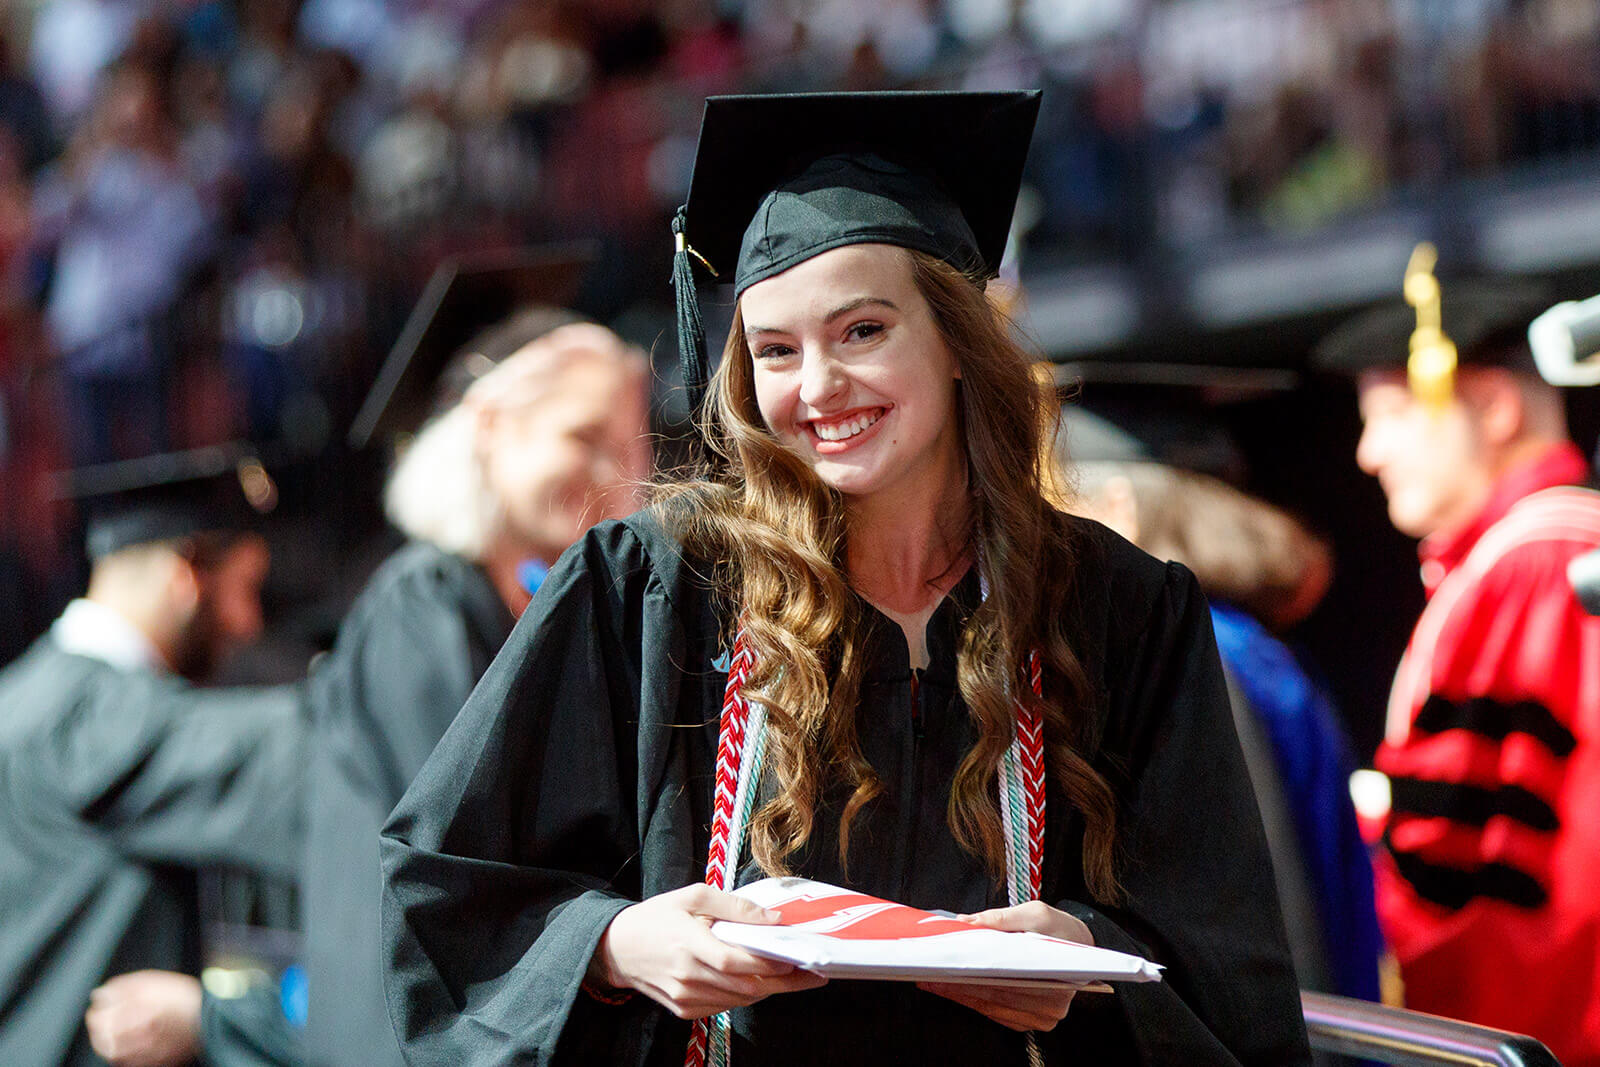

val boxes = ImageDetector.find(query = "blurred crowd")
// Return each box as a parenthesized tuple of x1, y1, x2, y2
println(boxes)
(1, 0, 1599, 658)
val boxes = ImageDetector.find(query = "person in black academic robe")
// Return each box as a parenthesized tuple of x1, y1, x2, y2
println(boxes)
(381, 91, 1309, 1066)
(0, 471, 306, 1067)
(300, 543, 515, 1067)
(380, 511, 1309, 1065)
(300, 310, 651, 1067)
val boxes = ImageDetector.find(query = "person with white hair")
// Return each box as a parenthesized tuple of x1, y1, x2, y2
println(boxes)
(299, 312, 651, 1067)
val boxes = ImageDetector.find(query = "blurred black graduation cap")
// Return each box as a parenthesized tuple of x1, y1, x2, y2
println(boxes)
(671, 91, 1042, 419)
(348, 245, 596, 450)
(1313, 277, 1552, 376)
(55, 444, 280, 560)
(1058, 389, 1248, 487)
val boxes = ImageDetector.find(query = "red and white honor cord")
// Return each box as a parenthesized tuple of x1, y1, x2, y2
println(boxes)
(685, 633, 1046, 1067)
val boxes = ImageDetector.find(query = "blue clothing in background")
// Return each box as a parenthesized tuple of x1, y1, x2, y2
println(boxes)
(1210, 601, 1383, 1002)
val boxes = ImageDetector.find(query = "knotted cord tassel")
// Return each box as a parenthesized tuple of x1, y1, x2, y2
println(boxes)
(671, 207, 711, 423)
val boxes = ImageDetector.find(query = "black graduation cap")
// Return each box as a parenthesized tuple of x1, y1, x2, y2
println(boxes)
(348, 245, 596, 450)
(1058, 390, 1248, 486)
(1313, 277, 1552, 377)
(671, 91, 1043, 419)
(55, 444, 280, 560)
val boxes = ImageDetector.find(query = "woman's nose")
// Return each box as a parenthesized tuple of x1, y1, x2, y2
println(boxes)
(798, 349, 847, 408)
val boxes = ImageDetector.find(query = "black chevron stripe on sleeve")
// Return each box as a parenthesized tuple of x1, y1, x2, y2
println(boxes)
(1389, 849, 1548, 911)
(1412, 693, 1576, 757)
(1389, 777, 1560, 833)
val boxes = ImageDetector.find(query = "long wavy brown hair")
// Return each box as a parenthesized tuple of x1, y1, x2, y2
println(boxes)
(657, 249, 1120, 902)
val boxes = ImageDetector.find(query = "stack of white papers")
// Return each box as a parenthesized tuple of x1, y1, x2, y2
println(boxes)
(711, 877, 1163, 990)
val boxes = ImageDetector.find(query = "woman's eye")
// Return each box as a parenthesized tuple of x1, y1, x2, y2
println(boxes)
(754, 343, 795, 361)
(846, 322, 884, 342)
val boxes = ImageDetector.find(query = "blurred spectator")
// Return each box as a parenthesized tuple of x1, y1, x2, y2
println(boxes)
(0, 25, 55, 175)
(32, 59, 215, 464)
(26, 0, 138, 134)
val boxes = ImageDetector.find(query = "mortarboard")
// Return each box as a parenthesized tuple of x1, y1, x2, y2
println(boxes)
(1058, 390, 1248, 487)
(671, 91, 1043, 420)
(1313, 275, 1551, 380)
(55, 444, 279, 560)
(348, 245, 595, 450)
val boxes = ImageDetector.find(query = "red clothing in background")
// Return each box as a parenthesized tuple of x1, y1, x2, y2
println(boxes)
(1376, 441, 1600, 1066)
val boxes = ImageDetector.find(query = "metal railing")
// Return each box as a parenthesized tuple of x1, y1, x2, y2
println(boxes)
(1303, 991, 1561, 1066)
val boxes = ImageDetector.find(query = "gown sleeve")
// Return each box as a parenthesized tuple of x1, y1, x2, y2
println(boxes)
(11, 672, 307, 879)
(1044, 561, 1311, 1066)
(200, 984, 301, 1067)
(380, 523, 675, 1066)
(309, 552, 497, 808)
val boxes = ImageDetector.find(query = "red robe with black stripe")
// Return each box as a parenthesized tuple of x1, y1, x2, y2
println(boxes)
(1376, 442, 1600, 1064)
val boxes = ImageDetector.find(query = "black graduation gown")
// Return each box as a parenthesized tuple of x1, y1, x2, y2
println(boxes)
(380, 513, 1312, 1066)
(202, 985, 305, 1067)
(0, 640, 305, 1067)
(303, 543, 515, 1067)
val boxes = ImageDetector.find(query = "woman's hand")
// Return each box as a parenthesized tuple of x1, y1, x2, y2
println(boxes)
(917, 901, 1094, 1032)
(589, 884, 828, 1019)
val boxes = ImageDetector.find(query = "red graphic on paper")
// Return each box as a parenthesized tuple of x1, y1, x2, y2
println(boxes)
(768, 891, 973, 940)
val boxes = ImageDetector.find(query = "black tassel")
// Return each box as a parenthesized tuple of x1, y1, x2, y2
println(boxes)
(671, 207, 710, 423)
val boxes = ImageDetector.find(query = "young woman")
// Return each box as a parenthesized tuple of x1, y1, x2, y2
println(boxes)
(380, 92, 1310, 1066)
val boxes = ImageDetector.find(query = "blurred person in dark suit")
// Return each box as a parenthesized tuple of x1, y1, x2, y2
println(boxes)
(0, 450, 306, 1066)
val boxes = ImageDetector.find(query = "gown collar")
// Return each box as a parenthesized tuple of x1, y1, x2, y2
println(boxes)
(857, 563, 981, 684)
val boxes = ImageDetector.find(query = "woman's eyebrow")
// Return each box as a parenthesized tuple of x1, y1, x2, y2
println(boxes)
(745, 297, 899, 337)
(825, 296, 897, 323)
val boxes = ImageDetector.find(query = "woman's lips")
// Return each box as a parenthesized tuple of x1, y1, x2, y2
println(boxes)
(804, 406, 889, 454)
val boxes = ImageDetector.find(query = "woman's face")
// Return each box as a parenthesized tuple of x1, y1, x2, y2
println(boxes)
(740, 244, 963, 504)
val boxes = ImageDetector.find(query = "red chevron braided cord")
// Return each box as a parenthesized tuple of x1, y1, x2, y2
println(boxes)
(704, 631, 754, 892)
(687, 630, 754, 1067)
(687, 638, 1047, 1067)
(1020, 648, 1045, 899)
(685, 1024, 709, 1067)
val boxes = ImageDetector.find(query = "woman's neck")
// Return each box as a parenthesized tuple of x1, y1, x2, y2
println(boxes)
(845, 473, 972, 668)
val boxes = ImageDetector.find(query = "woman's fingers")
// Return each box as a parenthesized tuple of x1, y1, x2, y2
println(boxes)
(592, 885, 826, 1019)
(677, 883, 780, 924)
(959, 900, 1093, 945)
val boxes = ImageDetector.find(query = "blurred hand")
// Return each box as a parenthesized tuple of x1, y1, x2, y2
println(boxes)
(85, 970, 202, 1067)
(917, 901, 1094, 1032)
(589, 884, 828, 1019)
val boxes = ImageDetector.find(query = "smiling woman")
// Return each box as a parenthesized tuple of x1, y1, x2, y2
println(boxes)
(379, 92, 1312, 1067)
(741, 245, 962, 508)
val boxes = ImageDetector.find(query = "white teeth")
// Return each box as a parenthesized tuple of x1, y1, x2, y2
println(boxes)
(813, 410, 881, 441)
